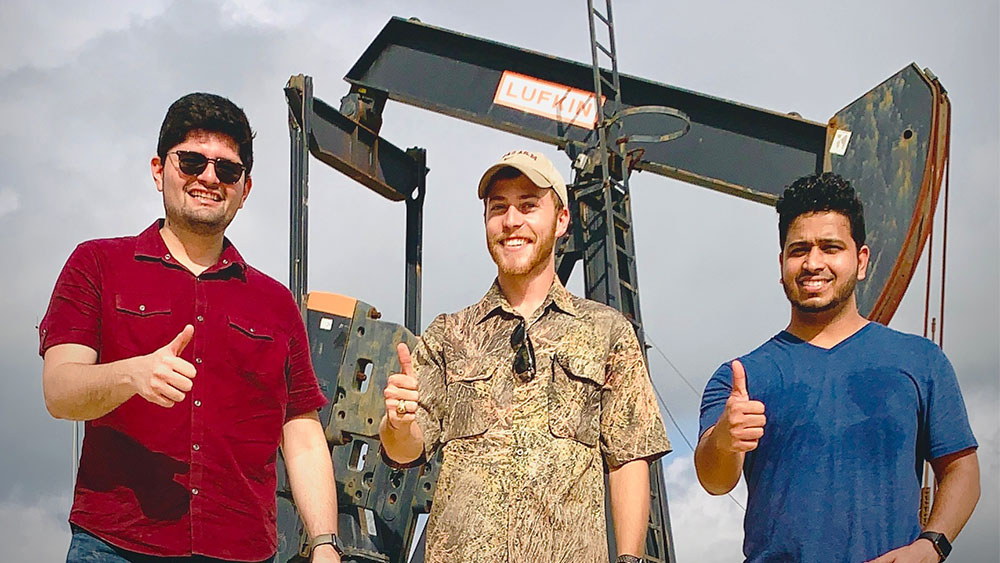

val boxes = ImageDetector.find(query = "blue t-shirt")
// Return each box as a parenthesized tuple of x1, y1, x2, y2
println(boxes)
(699, 322, 977, 563)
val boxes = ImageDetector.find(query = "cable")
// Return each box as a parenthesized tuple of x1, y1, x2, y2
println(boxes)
(939, 111, 951, 349)
(646, 334, 702, 398)
(644, 336, 747, 512)
(653, 383, 697, 453)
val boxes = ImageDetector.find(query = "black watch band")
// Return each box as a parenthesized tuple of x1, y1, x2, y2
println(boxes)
(918, 531, 951, 561)
(307, 533, 344, 557)
(615, 556, 644, 563)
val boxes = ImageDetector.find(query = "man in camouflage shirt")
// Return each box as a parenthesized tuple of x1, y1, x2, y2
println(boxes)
(379, 150, 671, 563)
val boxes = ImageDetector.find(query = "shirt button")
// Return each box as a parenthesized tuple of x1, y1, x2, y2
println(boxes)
(193, 444, 200, 451)
(196, 315, 204, 322)
(222, 259, 229, 265)
(164, 254, 171, 260)
(195, 357, 202, 364)
(194, 400, 202, 407)
(191, 488, 199, 495)
(249, 327, 255, 333)
(138, 305, 146, 312)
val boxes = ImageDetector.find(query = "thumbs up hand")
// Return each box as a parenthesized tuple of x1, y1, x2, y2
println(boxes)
(131, 324, 197, 408)
(717, 359, 766, 453)
(384, 343, 420, 430)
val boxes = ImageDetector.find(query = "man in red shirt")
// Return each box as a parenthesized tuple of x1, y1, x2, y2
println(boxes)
(40, 93, 342, 563)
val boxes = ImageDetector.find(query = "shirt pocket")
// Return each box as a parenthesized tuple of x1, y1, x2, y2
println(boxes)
(442, 357, 498, 443)
(113, 293, 173, 355)
(225, 315, 287, 403)
(549, 353, 606, 447)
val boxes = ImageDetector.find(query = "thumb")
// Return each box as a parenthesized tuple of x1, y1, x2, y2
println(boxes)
(167, 324, 195, 356)
(730, 359, 749, 399)
(396, 342, 414, 377)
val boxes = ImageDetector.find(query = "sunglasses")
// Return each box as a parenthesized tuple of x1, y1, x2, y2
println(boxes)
(510, 319, 536, 381)
(170, 150, 246, 184)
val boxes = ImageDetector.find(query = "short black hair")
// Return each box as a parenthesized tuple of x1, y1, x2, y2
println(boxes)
(776, 172, 865, 248)
(157, 93, 254, 174)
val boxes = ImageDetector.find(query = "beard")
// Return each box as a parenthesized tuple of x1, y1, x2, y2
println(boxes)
(782, 271, 859, 314)
(163, 189, 237, 237)
(488, 220, 558, 277)
(170, 209, 234, 236)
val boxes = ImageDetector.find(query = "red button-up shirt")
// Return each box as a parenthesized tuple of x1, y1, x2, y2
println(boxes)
(39, 221, 327, 561)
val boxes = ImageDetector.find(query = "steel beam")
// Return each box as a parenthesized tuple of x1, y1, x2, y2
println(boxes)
(286, 77, 421, 203)
(287, 75, 312, 311)
(404, 148, 426, 335)
(285, 75, 427, 333)
(346, 17, 825, 205)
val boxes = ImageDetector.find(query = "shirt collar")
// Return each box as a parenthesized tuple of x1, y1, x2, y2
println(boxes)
(548, 279, 578, 317)
(474, 276, 578, 323)
(134, 219, 247, 278)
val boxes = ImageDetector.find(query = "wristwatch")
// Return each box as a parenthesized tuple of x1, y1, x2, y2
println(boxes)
(307, 533, 344, 557)
(615, 556, 644, 563)
(918, 531, 951, 561)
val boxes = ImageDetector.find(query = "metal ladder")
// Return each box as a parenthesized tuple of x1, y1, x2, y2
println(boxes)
(576, 1, 676, 561)
(583, 0, 644, 336)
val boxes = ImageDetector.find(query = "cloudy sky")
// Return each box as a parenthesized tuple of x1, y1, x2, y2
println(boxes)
(0, 1, 996, 561)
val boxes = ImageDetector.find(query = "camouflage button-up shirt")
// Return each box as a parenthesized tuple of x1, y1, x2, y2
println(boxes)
(412, 279, 671, 563)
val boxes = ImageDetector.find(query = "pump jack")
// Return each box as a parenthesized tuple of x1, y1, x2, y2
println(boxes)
(276, 7, 950, 562)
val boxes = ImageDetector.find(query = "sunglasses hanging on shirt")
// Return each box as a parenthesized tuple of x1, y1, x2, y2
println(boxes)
(510, 319, 536, 382)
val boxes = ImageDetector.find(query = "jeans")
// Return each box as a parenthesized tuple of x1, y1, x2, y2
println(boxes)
(67, 525, 276, 563)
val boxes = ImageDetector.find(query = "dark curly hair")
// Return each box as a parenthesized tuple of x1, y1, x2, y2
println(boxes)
(776, 172, 865, 248)
(156, 93, 254, 175)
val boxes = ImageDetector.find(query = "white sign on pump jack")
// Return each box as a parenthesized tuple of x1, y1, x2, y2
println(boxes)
(493, 70, 605, 130)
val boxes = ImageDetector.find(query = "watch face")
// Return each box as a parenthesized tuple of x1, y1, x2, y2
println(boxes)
(938, 535, 952, 557)
(920, 531, 951, 559)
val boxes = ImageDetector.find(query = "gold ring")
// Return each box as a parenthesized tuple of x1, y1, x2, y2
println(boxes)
(395, 400, 407, 415)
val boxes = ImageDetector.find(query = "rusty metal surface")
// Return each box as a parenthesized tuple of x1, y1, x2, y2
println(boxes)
(286, 76, 421, 203)
(827, 64, 948, 321)
(276, 294, 439, 563)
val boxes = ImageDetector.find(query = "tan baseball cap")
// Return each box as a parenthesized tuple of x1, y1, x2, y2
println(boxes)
(477, 150, 568, 207)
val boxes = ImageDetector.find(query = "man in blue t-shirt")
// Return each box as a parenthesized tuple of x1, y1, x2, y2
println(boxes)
(695, 173, 980, 562)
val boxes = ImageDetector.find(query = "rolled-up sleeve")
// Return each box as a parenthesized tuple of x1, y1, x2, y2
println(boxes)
(39, 242, 103, 356)
(283, 294, 328, 420)
(600, 316, 671, 467)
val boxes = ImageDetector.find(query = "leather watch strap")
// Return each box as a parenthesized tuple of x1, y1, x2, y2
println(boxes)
(308, 533, 344, 556)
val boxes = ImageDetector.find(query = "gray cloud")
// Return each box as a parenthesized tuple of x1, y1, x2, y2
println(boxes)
(0, 188, 18, 217)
